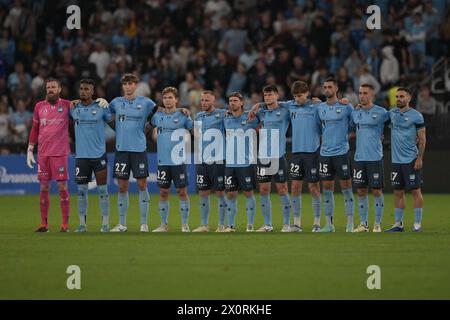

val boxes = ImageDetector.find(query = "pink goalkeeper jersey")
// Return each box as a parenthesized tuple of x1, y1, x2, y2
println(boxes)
(32, 98, 71, 157)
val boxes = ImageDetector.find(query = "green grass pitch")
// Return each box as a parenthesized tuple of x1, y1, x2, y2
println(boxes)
(0, 193, 449, 299)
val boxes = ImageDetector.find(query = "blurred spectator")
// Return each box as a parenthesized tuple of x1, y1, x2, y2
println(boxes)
(0, 99, 10, 143)
(208, 51, 232, 92)
(226, 63, 247, 96)
(380, 46, 399, 89)
(89, 40, 111, 80)
(179, 72, 197, 107)
(238, 43, 258, 71)
(337, 67, 354, 94)
(10, 98, 31, 144)
(416, 85, 438, 115)
(405, 13, 426, 72)
(205, 0, 232, 31)
(358, 64, 381, 96)
(7, 61, 31, 93)
(0, 28, 15, 70)
(113, 0, 133, 27)
(220, 19, 248, 59)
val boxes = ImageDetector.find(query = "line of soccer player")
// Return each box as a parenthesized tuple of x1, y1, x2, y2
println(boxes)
(27, 73, 426, 233)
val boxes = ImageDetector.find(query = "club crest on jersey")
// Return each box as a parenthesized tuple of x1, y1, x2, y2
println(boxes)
(405, 117, 409, 121)
(173, 118, 179, 123)
(241, 120, 247, 125)
(215, 113, 221, 118)
(58, 106, 63, 112)
(92, 110, 97, 115)
(409, 174, 415, 180)
(276, 111, 281, 116)
(372, 114, 377, 119)
(336, 108, 342, 113)
(137, 104, 142, 109)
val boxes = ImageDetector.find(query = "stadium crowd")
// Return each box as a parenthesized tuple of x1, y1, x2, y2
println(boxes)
(0, 0, 449, 153)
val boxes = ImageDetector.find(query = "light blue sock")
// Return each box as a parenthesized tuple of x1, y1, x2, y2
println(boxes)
(218, 195, 227, 226)
(139, 189, 149, 225)
(118, 192, 129, 225)
(97, 185, 109, 225)
(394, 208, 404, 224)
(342, 188, 354, 225)
(77, 184, 88, 225)
(260, 195, 272, 226)
(226, 197, 237, 227)
(246, 195, 256, 225)
(358, 195, 369, 226)
(414, 208, 423, 225)
(281, 194, 291, 225)
(292, 195, 301, 226)
(200, 195, 210, 225)
(374, 195, 384, 225)
(323, 190, 334, 225)
(180, 199, 190, 225)
(312, 195, 321, 220)
(159, 200, 169, 225)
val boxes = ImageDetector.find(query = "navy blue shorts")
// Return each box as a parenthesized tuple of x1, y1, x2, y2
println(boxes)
(256, 156, 288, 183)
(114, 151, 148, 180)
(290, 151, 320, 183)
(352, 160, 384, 189)
(75, 154, 107, 184)
(319, 153, 352, 181)
(225, 166, 256, 192)
(157, 165, 188, 189)
(196, 163, 225, 192)
(391, 161, 423, 190)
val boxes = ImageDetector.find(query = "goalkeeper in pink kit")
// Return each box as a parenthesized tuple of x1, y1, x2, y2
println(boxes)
(27, 79, 71, 232)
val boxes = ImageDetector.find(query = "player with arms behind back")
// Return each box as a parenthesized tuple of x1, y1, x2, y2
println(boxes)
(385, 87, 426, 232)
